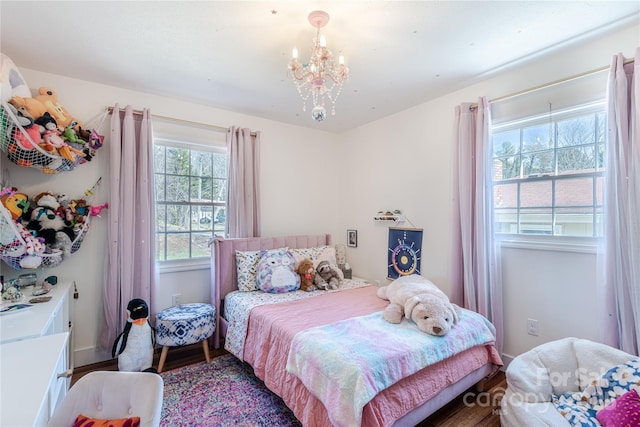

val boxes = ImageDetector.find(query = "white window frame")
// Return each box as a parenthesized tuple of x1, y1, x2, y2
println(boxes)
(491, 101, 605, 253)
(154, 137, 227, 271)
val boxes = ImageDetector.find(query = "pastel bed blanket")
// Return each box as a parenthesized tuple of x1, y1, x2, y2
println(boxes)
(286, 307, 497, 427)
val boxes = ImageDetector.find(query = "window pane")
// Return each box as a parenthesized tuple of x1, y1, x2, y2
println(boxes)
(522, 124, 552, 152)
(166, 147, 190, 174)
(557, 115, 595, 147)
(166, 204, 190, 231)
(493, 130, 520, 156)
(596, 176, 604, 205)
(156, 233, 166, 261)
(557, 146, 595, 173)
(154, 146, 165, 172)
(166, 175, 189, 202)
(191, 150, 213, 177)
(494, 183, 517, 208)
(166, 233, 191, 260)
(156, 207, 166, 232)
(213, 178, 226, 202)
(212, 153, 227, 178)
(191, 232, 212, 258)
(190, 177, 213, 202)
(520, 181, 551, 207)
(494, 208, 517, 234)
(522, 150, 554, 176)
(520, 208, 552, 235)
(556, 177, 594, 207)
(494, 156, 521, 180)
(556, 207, 594, 237)
(155, 173, 166, 201)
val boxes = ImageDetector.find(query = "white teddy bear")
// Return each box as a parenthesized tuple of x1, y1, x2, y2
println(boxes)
(377, 274, 461, 336)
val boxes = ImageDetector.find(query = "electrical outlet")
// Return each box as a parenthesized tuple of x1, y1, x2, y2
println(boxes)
(172, 294, 182, 306)
(527, 318, 539, 336)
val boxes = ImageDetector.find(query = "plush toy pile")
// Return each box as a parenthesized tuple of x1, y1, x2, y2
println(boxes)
(0, 186, 107, 269)
(0, 54, 104, 173)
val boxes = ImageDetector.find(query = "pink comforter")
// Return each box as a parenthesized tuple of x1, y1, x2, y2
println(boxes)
(243, 285, 502, 427)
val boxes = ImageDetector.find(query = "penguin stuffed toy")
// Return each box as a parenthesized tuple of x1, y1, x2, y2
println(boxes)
(112, 298, 156, 373)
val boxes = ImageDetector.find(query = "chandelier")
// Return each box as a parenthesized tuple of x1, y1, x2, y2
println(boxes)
(287, 10, 349, 122)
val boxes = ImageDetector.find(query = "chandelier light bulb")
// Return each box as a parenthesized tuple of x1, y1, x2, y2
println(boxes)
(292, 47, 298, 59)
(339, 55, 345, 65)
(320, 35, 327, 48)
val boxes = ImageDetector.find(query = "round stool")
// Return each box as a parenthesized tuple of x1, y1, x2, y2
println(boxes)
(155, 303, 216, 373)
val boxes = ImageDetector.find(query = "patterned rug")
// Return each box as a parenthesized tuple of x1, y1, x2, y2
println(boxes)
(160, 354, 301, 426)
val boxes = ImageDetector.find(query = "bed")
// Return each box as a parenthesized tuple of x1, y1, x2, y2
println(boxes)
(211, 234, 503, 427)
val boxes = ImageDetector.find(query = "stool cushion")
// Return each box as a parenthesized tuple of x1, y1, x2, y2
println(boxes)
(156, 303, 215, 347)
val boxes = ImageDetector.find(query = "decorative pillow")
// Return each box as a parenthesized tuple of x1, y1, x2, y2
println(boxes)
(256, 248, 300, 293)
(596, 389, 640, 426)
(552, 358, 640, 427)
(235, 250, 262, 292)
(291, 245, 337, 267)
(73, 414, 141, 427)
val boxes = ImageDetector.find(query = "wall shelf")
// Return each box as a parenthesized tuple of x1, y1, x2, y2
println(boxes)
(374, 214, 405, 222)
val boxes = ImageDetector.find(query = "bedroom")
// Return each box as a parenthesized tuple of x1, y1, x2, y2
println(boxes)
(0, 1, 638, 426)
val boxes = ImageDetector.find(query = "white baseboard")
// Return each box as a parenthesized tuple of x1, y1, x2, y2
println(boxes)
(74, 346, 111, 368)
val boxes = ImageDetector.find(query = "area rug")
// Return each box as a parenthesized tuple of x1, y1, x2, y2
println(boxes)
(160, 354, 301, 426)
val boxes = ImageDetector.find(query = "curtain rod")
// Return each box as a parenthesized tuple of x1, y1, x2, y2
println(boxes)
(469, 57, 635, 110)
(106, 106, 256, 136)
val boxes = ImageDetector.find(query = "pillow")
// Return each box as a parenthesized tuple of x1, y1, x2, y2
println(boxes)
(256, 248, 300, 293)
(73, 414, 141, 427)
(596, 389, 640, 426)
(291, 245, 337, 268)
(235, 250, 262, 292)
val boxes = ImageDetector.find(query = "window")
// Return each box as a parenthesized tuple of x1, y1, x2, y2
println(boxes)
(491, 101, 605, 238)
(154, 141, 227, 261)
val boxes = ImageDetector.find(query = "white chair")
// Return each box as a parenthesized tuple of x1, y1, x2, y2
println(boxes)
(500, 337, 635, 427)
(47, 371, 163, 427)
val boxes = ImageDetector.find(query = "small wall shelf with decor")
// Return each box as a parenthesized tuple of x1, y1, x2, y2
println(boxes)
(374, 210, 405, 223)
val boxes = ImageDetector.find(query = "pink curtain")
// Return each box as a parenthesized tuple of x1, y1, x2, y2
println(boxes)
(99, 104, 157, 352)
(601, 49, 639, 355)
(450, 97, 503, 354)
(226, 126, 261, 238)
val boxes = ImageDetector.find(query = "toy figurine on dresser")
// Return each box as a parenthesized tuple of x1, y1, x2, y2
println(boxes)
(111, 298, 157, 373)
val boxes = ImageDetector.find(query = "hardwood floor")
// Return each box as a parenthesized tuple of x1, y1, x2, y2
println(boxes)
(73, 344, 506, 426)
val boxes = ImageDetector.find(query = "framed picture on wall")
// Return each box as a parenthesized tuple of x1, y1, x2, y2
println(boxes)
(387, 227, 423, 279)
(347, 229, 358, 247)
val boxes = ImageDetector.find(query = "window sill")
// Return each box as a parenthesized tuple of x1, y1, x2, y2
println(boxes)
(158, 258, 210, 274)
(497, 236, 598, 254)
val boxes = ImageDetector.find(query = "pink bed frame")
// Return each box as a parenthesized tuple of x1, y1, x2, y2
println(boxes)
(210, 234, 498, 426)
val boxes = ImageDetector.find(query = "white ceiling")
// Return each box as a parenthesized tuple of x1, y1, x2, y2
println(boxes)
(1, 1, 638, 133)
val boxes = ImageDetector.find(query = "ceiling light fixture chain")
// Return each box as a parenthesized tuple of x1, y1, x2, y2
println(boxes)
(287, 10, 349, 122)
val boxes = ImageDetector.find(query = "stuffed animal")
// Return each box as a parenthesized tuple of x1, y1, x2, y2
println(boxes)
(112, 298, 156, 373)
(1, 53, 31, 103)
(1, 191, 29, 221)
(25, 192, 75, 255)
(35, 86, 82, 131)
(295, 258, 316, 292)
(313, 260, 342, 290)
(8, 96, 47, 123)
(376, 274, 461, 336)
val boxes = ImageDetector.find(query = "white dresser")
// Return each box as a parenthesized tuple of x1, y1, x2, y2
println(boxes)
(0, 281, 74, 426)
(1, 332, 70, 426)
(0, 281, 72, 344)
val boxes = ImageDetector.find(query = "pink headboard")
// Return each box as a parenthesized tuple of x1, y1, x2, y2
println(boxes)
(210, 234, 332, 348)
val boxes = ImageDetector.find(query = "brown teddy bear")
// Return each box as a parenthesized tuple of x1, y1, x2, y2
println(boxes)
(35, 87, 82, 131)
(314, 260, 342, 290)
(295, 258, 316, 292)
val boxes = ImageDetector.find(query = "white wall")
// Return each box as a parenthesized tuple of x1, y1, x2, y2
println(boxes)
(337, 23, 638, 364)
(2, 71, 343, 366)
(3, 22, 637, 366)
